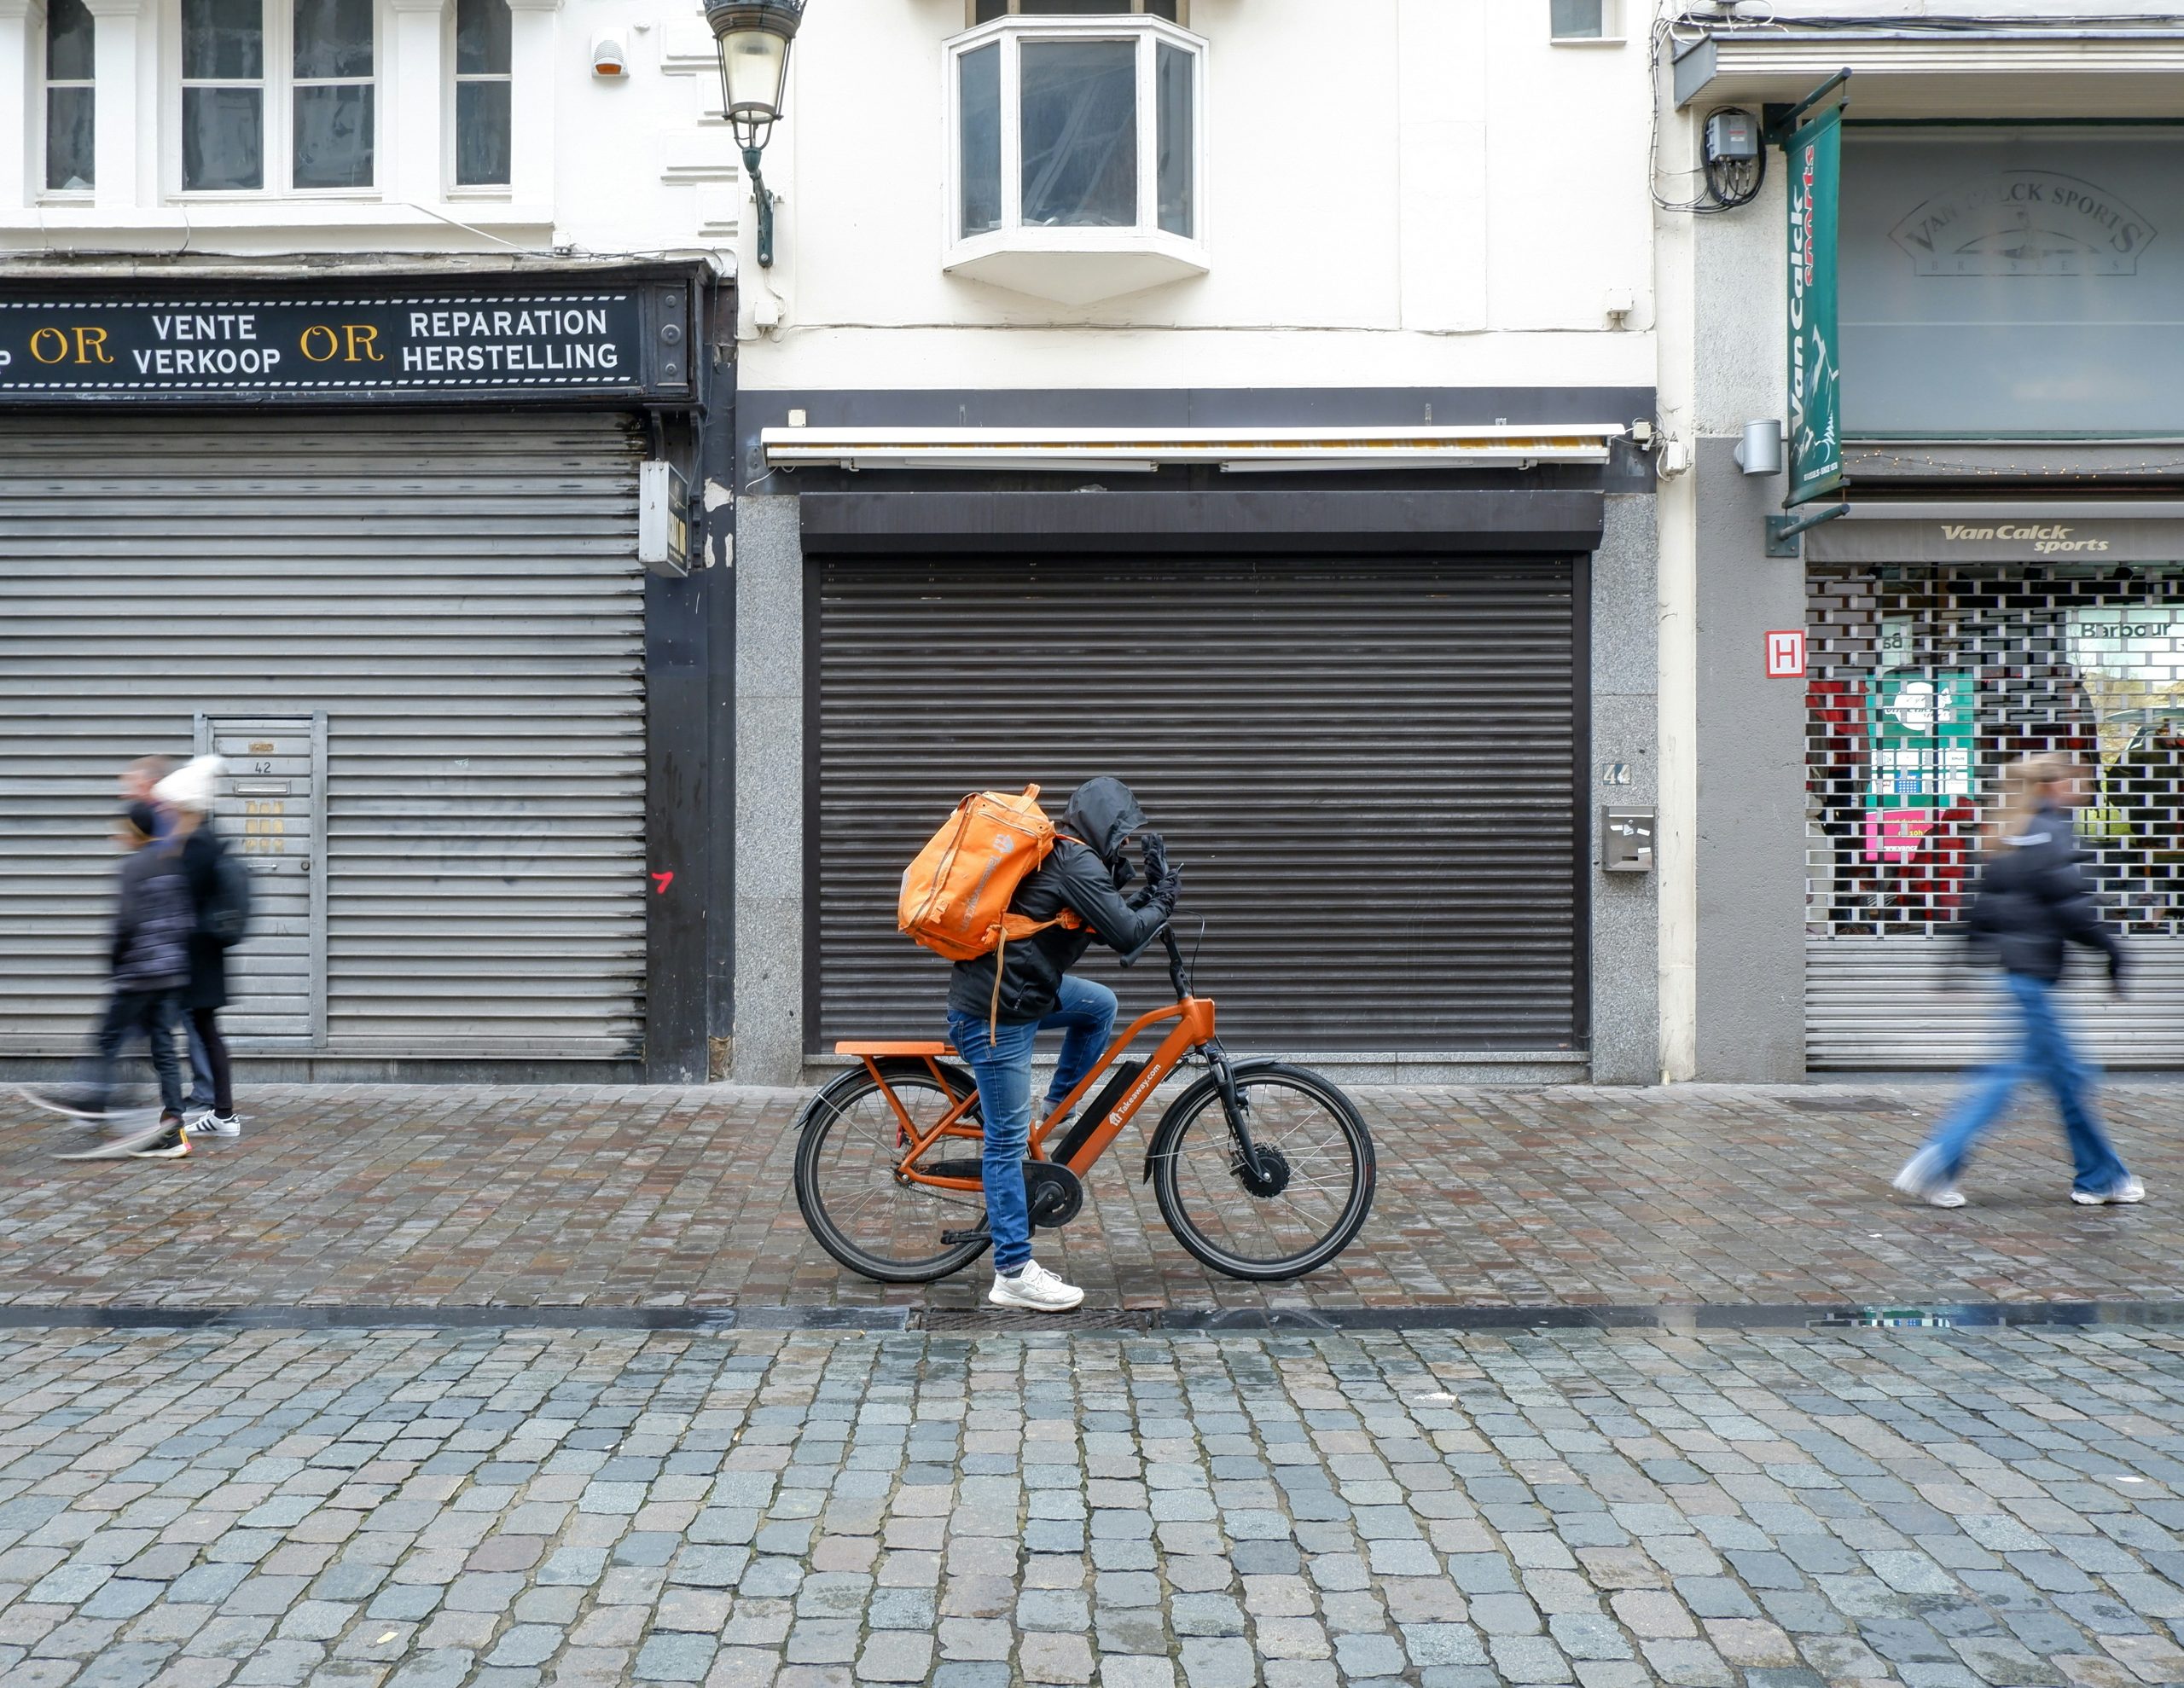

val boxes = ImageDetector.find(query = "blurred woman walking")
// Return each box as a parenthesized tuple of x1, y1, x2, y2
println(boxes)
(1893, 754, 2144, 1209)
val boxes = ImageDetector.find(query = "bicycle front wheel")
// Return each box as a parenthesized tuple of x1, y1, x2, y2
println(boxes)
(793, 1059, 991, 1285)
(1148, 1061, 1375, 1281)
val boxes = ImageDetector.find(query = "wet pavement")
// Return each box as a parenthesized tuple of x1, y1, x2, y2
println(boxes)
(2, 1082, 2181, 1315)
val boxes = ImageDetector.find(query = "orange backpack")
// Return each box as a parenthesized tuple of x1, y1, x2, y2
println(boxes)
(899, 785, 1082, 964)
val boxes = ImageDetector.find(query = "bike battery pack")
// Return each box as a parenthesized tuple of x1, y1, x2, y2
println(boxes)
(1051, 1060, 1147, 1165)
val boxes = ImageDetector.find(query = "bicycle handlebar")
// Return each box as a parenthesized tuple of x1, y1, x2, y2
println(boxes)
(1118, 922, 1193, 1001)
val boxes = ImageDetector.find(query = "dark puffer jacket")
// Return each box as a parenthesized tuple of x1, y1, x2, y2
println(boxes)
(1965, 803, 2123, 985)
(948, 777, 1179, 1026)
(113, 842, 192, 993)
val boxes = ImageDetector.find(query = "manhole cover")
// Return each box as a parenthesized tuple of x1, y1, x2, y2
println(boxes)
(915, 1308, 1158, 1333)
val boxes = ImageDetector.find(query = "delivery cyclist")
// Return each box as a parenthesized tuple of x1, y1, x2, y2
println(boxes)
(948, 776, 1182, 1312)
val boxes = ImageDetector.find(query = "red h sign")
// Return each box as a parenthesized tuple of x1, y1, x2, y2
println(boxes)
(1766, 629, 1807, 679)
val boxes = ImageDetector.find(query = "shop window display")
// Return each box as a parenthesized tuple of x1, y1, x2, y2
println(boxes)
(1807, 566, 2184, 939)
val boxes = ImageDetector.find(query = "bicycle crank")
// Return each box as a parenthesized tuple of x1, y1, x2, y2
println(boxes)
(1025, 1161, 1084, 1229)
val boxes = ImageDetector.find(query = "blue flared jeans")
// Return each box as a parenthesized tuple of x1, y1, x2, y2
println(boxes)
(947, 974, 1118, 1273)
(1924, 972, 2131, 1196)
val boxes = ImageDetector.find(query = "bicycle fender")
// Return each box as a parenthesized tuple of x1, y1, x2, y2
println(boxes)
(1141, 1058, 1290, 1182)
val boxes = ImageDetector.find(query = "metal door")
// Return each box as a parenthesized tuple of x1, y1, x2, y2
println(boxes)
(196, 714, 327, 1047)
(811, 555, 1587, 1055)
(0, 411, 646, 1060)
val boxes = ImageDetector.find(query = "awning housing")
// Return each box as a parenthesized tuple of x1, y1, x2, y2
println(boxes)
(1675, 26, 2184, 118)
(761, 424, 1625, 474)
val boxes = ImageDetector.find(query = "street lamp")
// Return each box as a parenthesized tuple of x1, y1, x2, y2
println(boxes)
(705, 0, 806, 269)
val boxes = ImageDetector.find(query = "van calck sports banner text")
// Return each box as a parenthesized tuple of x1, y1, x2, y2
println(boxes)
(0, 288, 651, 397)
(1786, 104, 1844, 508)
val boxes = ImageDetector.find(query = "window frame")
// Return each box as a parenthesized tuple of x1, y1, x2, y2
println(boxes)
(1548, 0, 1624, 46)
(943, 13, 1208, 273)
(444, 0, 513, 197)
(967, 1, 1188, 26)
(38, 0, 98, 200)
(165, 0, 384, 200)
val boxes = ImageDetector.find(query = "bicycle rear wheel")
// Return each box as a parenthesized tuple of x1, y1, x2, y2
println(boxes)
(1148, 1061, 1375, 1281)
(793, 1059, 991, 1284)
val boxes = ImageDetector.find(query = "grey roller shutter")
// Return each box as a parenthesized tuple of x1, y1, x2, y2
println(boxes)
(813, 555, 1585, 1055)
(0, 411, 647, 1060)
(1808, 938, 2184, 1069)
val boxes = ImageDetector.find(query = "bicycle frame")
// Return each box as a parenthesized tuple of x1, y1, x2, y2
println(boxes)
(870, 994, 1218, 1195)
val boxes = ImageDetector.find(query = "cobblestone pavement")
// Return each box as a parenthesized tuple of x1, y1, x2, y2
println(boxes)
(4, 1324, 2184, 1687)
(5, 1082, 2184, 1313)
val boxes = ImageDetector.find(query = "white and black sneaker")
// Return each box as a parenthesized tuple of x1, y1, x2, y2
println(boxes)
(988, 1260, 1084, 1314)
(57, 1114, 185, 1162)
(183, 1111, 242, 1138)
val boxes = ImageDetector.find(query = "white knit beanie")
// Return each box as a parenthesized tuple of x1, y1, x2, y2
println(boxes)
(153, 753, 224, 815)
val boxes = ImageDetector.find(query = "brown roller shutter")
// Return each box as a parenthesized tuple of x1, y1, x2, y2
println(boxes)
(811, 554, 1587, 1054)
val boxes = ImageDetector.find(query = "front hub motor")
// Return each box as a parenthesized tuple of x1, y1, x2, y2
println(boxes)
(1024, 1161, 1084, 1229)
(1235, 1145, 1290, 1198)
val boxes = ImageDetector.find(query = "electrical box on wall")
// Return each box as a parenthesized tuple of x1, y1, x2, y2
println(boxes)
(638, 461, 691, 576)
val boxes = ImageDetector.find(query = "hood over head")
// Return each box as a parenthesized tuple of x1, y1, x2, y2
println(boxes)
(1058, 777, 1146, 865)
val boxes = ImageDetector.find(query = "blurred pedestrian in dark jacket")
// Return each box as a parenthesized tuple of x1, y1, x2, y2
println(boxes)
(20, 801, 195, 1157)
(1893, 755, 2140, 1209)
(157, 756, 244, 1137)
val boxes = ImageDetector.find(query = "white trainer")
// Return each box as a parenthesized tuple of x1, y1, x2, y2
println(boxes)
(988, 1260, 1084, 1314)
(1892, 1147, 1966, 1209)
(183, 1111, 242, 1138)
(2071, 1178, 2146, 1206)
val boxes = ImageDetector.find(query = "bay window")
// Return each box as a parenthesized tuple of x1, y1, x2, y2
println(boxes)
(947, 12, 1206, 303)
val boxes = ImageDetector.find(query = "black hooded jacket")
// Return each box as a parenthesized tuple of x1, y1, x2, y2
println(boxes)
(1964, 803, 2123, 985)
(948, 777, 1178, 1026)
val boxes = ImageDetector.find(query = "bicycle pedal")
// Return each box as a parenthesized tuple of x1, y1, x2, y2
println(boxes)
(941, 1229, 988, 1246)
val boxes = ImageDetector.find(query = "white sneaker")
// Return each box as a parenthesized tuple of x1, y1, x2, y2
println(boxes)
(2071, 1178, 2146, 1206)
(183, 1111, 242, 1138)
(1893, 1147, 1966, 1209)
(987, 1260, 1083, 1314)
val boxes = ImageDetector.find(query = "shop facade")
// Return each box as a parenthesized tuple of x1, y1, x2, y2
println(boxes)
(0, 260, 732, 1080)
(1664, 12, 2184, 1078)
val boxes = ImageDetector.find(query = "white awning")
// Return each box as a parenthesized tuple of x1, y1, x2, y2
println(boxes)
(760, 424, 1626, 474)
(1674, 27, 2184, 119)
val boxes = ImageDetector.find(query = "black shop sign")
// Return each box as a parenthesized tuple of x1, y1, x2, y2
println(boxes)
(0, 277, 694, 403)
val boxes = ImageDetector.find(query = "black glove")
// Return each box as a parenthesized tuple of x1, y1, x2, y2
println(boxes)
(1138, 831, 1169, 883)
(1152, 863, 1182, 914)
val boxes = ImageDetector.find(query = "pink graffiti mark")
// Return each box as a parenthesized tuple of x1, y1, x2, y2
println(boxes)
(652, 871, 676, 896)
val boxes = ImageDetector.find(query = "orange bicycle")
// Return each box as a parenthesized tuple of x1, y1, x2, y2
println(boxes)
(793, 925, 1375, 1284)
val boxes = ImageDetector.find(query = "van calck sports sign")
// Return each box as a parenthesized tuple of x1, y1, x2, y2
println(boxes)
(0, 277, 694, 402)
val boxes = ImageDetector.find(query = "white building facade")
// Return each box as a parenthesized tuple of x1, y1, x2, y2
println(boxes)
(729, 0, 1664, 1086)
(0, 0, 1670, 1086)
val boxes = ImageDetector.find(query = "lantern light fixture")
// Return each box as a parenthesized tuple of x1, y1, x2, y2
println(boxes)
(704, 0, 807, 268)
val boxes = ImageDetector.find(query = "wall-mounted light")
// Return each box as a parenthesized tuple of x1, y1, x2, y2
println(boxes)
(591, 33, 628, 76)
(705, 0, 808, 269)
(1734, 419, 1783, 478)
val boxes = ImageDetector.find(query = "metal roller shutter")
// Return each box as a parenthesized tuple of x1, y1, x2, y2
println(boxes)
(814, 555, 1585, 1054)
(0, 411, 647, 1060)
(1806, 561, 2184, 1069)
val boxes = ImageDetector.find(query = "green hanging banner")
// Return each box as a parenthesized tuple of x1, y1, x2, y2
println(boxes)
(1786, 103, 1844, 508)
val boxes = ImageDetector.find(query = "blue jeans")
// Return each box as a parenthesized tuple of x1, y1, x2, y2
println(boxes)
(1925, 972, 2131, 1194)
(947, 974, 1118, 1273)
